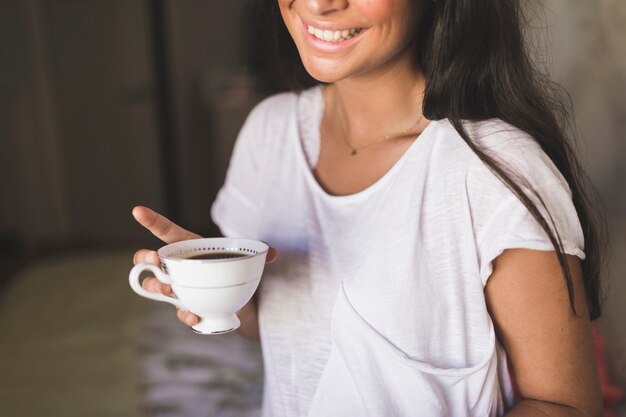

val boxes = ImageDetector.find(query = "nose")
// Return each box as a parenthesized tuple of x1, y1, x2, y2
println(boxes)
(303, 0, 348, 15)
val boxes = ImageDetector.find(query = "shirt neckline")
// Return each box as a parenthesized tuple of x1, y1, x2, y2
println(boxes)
(295, 85, 439, 204)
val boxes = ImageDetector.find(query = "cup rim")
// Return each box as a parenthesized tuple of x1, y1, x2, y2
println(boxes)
(157, 237, 270, 263)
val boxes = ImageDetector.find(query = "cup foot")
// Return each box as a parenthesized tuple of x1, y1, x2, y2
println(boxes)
(190, 314, 241, 335)
(190, 326, 238, 335)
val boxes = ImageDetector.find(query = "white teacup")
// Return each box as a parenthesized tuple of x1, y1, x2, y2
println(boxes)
(129, 237, 269, 335)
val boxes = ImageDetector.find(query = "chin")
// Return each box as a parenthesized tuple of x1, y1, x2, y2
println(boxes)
(299, 55, 352, 84)
(304, 69, 343, 84)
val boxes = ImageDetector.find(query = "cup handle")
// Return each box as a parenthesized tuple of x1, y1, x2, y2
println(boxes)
(129, 263, 187, 310)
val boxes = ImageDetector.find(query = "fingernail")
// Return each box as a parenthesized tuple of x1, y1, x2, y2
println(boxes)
(186, 316, 195, 326)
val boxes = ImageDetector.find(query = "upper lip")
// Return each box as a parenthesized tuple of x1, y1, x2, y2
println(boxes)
(299, 16, 364, 32)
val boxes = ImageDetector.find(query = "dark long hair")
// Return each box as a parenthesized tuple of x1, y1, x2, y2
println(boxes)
(246, 0, 607, 319)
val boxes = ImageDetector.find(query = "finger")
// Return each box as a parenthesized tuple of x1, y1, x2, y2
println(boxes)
(140, 276, 172, 295)
(176, 308, 198, 326)
(176, 308, 185, 323)
(266, 247, 278, 264)
(183, 312, 198, 326)
(132, 206, 201, 244)
(133, 249, 161, 266)
(141, 276, 161, 293)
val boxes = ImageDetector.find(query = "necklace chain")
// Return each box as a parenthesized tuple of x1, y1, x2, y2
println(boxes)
(341, 114, 425, 156)
(324, 84, 426, 156)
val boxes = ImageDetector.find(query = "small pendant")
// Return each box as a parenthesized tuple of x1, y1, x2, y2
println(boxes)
(351, 149, 357, 156)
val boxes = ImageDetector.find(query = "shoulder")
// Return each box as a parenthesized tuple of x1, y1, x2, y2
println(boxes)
(246, 85, 322, 125)
(238, 86, 321, 153)
(430, 118, 571, 195)
(252, 90, 299, 115)
(469, 119, 567, 187)
(234, 90, 301, 155)
(427, 120, 586, 282)
(243, 90, 299, 129)
(428, 119, 582, 251)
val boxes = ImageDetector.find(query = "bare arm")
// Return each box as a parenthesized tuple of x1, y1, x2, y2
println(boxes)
(484, 249, 603, 417)
(132, 205, 276, 340)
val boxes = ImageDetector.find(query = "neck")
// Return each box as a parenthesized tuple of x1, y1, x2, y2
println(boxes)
(324, 54, 428, 146)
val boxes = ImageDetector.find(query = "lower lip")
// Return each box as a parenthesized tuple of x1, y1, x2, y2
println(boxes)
(301, 21, 366, 53)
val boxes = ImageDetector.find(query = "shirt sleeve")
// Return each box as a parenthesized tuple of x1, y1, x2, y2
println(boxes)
(476, 181, 586, 286)
(210, 101, 269, 239)
(465, 123, 587, 286)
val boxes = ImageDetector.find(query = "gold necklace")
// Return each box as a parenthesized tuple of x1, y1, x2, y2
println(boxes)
(341, 114, 425, 156)
(324, 84, 426, 156)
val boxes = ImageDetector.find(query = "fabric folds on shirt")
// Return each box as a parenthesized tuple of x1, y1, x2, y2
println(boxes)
(211, 86, 585, 417)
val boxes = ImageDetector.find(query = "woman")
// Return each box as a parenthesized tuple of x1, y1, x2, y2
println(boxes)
(132, 0, 606, 415)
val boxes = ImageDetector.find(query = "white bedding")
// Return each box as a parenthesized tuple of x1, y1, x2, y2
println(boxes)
(0, 249, 264, 417)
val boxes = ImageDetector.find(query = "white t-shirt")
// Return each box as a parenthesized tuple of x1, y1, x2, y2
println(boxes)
(211, 86, 585, 417)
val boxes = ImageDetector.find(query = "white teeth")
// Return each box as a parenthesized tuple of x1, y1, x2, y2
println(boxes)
(307, 25, 362, 42)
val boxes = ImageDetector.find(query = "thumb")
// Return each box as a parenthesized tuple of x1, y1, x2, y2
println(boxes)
(266, 247, 278, 263)
(132, 205, 201, 243)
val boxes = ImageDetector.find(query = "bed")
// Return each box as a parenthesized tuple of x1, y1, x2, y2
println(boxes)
(0, 249, 263, 417)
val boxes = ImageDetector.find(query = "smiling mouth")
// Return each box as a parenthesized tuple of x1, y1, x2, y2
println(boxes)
(306, 24, 363, 43)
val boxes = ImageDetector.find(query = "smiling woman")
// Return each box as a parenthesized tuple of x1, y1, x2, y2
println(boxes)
(306, 26, 363, 42)
(278, 0, 420, 83)
(133, 0, 607, 416)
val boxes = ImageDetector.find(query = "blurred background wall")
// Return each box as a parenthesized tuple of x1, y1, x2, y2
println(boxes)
(0, 0, 259, 257)
(0, 0, 624, 416)
(1, 0, 163, 250)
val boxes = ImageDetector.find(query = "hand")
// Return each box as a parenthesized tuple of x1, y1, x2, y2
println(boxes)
(132, 206, 202, 326)
(131, 205, 278, 328)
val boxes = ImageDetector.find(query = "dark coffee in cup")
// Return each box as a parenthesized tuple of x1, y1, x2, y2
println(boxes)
(129, 237, 269, 334)
(185, 252, 247, 260)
